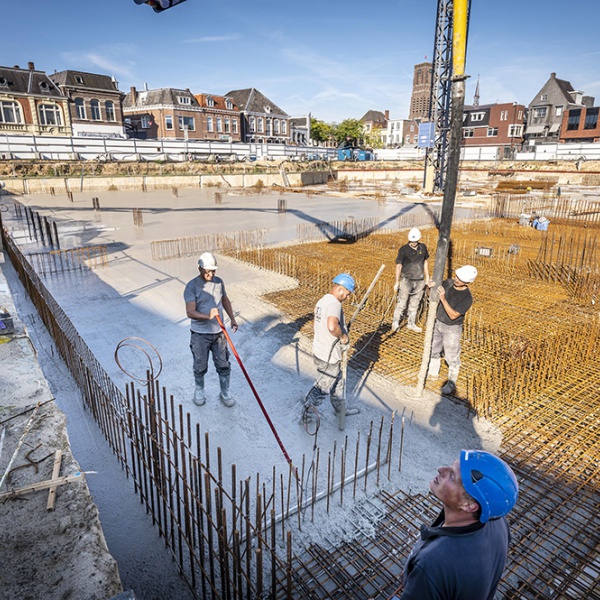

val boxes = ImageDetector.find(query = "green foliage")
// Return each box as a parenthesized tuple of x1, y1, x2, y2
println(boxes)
(334, 118, 364, 147)
(310, 118, 334, 144)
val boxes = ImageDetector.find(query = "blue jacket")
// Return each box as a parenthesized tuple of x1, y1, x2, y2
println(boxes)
(395, 510, 510, 600)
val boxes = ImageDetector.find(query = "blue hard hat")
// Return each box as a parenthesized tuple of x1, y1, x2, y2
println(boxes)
(460, 450, 519, 523)
(332, 273, 355, 293)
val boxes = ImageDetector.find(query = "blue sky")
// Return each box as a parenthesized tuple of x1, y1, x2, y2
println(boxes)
(3, 0, 599, 123)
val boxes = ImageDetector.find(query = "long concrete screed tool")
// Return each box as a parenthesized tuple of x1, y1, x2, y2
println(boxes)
(215, 314, 296, 472)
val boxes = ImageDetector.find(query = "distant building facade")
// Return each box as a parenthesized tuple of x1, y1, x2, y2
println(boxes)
(462, 102, 526, 158)
(225, 88, 290, 144)
(525, 72, 594, 145)
(0, 62, 71, 138)
(409, 62, 433, 120)
(50, 70, 125, 138)
(289, 115, 310, 146)
(360, 110, 389, 146)
(559, 106, 600, 143)
(193, 93, 242, 142)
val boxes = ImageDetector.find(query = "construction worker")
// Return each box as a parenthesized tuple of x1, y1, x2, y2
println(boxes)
(303, 274, 360, 421)
(428, 265, 477, 395)
(184, 252, 238, 407)
(391, 450, 518, 600)
(392, 228, 431, 333)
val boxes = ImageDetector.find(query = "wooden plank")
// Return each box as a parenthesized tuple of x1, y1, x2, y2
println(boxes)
(46, 449, 62, 511)
(0, 472, 86, 501)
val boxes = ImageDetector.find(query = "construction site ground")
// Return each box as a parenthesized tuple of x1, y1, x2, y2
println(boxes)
(0, 176, 599, 599)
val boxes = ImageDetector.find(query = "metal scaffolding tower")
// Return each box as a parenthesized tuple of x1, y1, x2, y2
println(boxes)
(424, 0, 470, 192)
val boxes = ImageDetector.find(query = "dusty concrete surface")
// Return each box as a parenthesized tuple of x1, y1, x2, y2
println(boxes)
(0, 254, 123, 600)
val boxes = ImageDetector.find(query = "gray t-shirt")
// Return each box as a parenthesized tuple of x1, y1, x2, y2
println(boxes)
(184, 275, 227, 334)
(313, 293, 346, 363)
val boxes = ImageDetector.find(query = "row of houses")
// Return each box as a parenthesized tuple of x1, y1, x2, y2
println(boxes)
(361, 71, 599, 151)
(0, 62, 308, 145)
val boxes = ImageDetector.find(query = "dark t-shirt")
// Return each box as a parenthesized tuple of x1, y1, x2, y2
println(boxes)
(395, 243, 429, 280)
(436, 278, 473, 326)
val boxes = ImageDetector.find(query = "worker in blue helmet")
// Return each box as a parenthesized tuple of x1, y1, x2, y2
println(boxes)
(391, 450, 518, 600)
(303, 273, 361, 422)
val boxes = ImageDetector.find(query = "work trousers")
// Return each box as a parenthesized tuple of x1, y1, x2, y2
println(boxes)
(305, 357, 345, 412)
(430, 320, 463, 371)
(190, 331, 230, 385)
(393, 278, 426, 324)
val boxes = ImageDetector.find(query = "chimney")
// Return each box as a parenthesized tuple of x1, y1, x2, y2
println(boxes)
(550, 72, 556, 79)
(130, 86, 137, 105)
(28, 61, 35, 70)
(385, 110, 390, 120)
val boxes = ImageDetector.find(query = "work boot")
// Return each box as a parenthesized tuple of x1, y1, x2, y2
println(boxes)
(428, 358, 441, 380)
(340, 406, 360, 416)
(331, 397, 361, 416)
(442, 367, 459, 395)
(193, 376, 206, 406)
(406, 322, 423, 333)
(218, 373, 235, 407)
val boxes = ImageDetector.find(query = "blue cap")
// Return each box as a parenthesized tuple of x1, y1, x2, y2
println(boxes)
(332, 273, 355, 293)
(460, 450, 519, 523)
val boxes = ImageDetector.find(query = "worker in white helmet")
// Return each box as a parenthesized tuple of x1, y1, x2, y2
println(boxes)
(391, 228, 432, 333)
(184, 252, 238, 407)
(428, 265, 477, 395)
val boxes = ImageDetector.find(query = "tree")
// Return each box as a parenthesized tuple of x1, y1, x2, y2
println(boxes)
(310, 118, 334, 145)
(363, 126, 385, 149)
(334, 119, 364, 147)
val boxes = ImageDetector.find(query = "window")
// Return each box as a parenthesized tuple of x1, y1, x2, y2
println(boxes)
(266, 119, 272, 135)
(555, 106, 563, 117)
(471, 112, 485, 122)
(38, 103, 62, 126)
(90, 99, 101, 120)
(178, 116, 195, 131)
(281, 120, 286, 134)
(410, 124, 414, 132)
(0, 76, 9, 88)
(0, 100, 23, 123)
(567, 109, 581, 131)
(500, 110, 508, 121)
(533, 107, 547, 119)
(405, 135, 410, 143)
(165, 115, 173, 130)
(258, 118, 264, 133)
(232, 119, 238, 134)
(207, 116, 213, 132)
(106, 101, 115, 121)
(487, 127, 498, 137)
(264, 105, 271, 113)
(463, 128, 474, 138)
(540, 93, 548, 101)
(206, 97, 215, 107)
(225, 99, 233, 110)
(584, 107, 599, 130)
(216, 118, 222, 133)
(224, 118, 230, 133)
(141, 115, 152, 129)
(76, 75, 84, 84)
(509, 125, 523, 137)
(75, 98, 86, 119)
(274, 119, 280, 134)
(249, 116, 255, 132)
(39, 81, 51, 94)
(177, 96, 191, 105)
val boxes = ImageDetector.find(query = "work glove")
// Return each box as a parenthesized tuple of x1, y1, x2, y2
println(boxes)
(340, 341, 351, 353)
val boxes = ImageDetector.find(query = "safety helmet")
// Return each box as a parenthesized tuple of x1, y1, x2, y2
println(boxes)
(455, 265, 477, 283)
(198, 252, 218, 270)
(408, 227, 422, 242)
(332, 273, 355, 293)
(460, 450, 519, 523)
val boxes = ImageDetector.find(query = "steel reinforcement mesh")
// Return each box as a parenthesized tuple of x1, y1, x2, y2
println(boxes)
(224, 217, 600, 599)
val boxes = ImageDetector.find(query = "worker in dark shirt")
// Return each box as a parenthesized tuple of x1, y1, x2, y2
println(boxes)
(391, 449, 519, 600)
(428, 265, 477, 394)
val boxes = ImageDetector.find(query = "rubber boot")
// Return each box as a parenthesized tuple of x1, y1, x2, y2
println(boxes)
(331, 396, 361, 416)
(442, 366, 459, 395)
(406, 311, 422, 332)
(218, 372, 235, 407)
(193, 375, 206, 406)
(428, 357, 441, 380)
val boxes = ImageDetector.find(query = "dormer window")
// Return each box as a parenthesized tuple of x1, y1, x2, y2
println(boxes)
(265, 105, 271, 113)
(471, 112, 485, 122)
(178, 96, 191, 105)
(76, 75, 84, 84)
(39, 81, 50, 93)
(225, 99, 233, 110)
(206, 97, 215, 107)
(540, 93, 548, 101)
(0, 77, 8, 88)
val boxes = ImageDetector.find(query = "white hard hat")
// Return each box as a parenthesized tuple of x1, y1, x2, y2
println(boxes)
(198, 252, 218, 270)
(456, 265, 477, 283)
(408, 227, 422, 242)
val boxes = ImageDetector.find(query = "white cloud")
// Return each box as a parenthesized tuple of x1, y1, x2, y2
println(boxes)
(183, 34, 241, 44)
